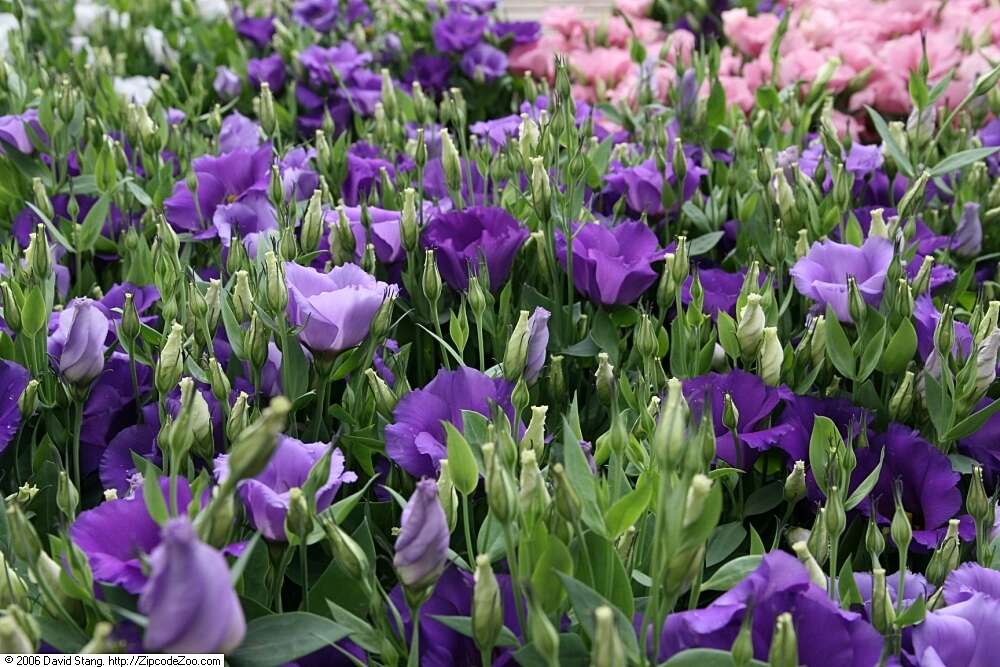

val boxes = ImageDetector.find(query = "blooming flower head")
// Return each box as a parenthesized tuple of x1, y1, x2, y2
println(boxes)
(460, 43, 508, 82)
(213, 66, 241, 99)
(393, 479, 450, 590)
(247, 54, 287, 93)
(234, 13, 275, 47)
(292, 0, 338, 32)
(790, 236, 894, 322)
(0, 360, 30, 454)
(555, 221, 663, 306)
(285, 262, 396, 356)
(48, 298, 109, 386)
(422, 206, 528, 292)
(432, 12, 488, 52)
(385, 367, 516, 478)
(912, 591, 1000, 667)
(139, 517, 246, 653)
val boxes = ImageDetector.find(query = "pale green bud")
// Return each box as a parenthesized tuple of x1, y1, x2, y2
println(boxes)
(322, 518, 372, 583)
(683, 474, 712, 528)
(472, 555, 503, 652)
(518, 449, 549, 521)
(737, 294, 765, 359)
(654, 378, 688, 467)
(869, 208, 889, 239)
(768, 613, 798, 667)
(784, 461, 806, 503)
(226, 396, 291, 482)
(440, 129, 462, 194)
(870, 569, 895, 634)
(155, 322, 185, 396)
(504, 310, 531, 381)
(300, 189, 324, 253)
(791, 541, 827, 588)
(592, 607, 625, 667)
(423, 249, 442, 304)
(758, 326, 783, 386)
(521, 406, 547, 457)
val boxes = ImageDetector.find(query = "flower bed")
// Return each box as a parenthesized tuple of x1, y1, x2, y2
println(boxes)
(0, 0, 999, 664)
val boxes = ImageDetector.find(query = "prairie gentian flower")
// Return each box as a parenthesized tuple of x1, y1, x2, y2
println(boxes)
(0, 360, 30, 453)
(329, 206, 404, 267)
(655, 551, 881, 666)
(48, 298, 109, 386)
(234, 13, 275, 47)
(912, 592, 1000, 667)
(790, 236, 894, 322)
(469, 114, 521, 150)
(99, 422, 160, 495)
(163, 144, 271, 239)
(524, 307, 551, 384)
(774, 394, 868, 461)
(0, 109, 43, 154)
(683, 369, 793, 467)
(422, 206, 528, 292)
(299, 43, 372, 88)
(70, 479, 194, 593)
(682, 268, 754, 319)
(385, 367, 516, 477)
(139, 517, 246, 653)
(393, 479, 450, 591)
(279, 147, 319, 201)
(80, 353, 153, 473)
(492, 21, 541, 45)
(404, 53, 452, 93)
(943, 563, 1000, 604)
(960, 400, 1000, 477)
(854, 424, 974, 549)
(432, 13, 488, 52)
(214, 435, 356, 541)
(913, 295, 972, 361)
(603, 159, 664, 216)
(218, 112, 261, 153)
(460, 44, 508, 82)
(555, 221, 663, 306)
(342, 143, 394, 206)
(951, 203, 982, 258)
(247, 54, 287, 93)
(292, 0, 338, 32)
(284, 262, 396, 356)
(213, 66, 241, 99)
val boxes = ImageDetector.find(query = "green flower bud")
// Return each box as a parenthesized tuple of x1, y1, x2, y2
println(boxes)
(205, 279, 222, 332)
(974, 328, 1000, 399)
(968, 465, 992, 524)
(226, 396, 291, 482)
(683, 475, 713, 528)
(518, 449, 549, 522)
(278, 225, 299, 262)
(530, 156, 551, 218)
(31, 178, 53, 221)
(0, 553, 27, 608)
(17, 380, 37, 419)
(226, 392, 250, 443)
(654, 378, 688, 467)
(872, 571, 897, 638)
(437, 460, 459, 533)
(503, 310, 531, 382)
(809, 315, 827, 368)
(262, 252, 287, 317)
(890, 481, 912, 552)
(5, 505, 41, 563)
(635, 314, 658, 359)
(911, 255, 934, 295)
(258, 83, 276, 136)
(866, 515, 886, 564)
(547, 355, 565, 401)
(155, 322, 185, 397)
(400, 187, 420, 254)
(847, 276, 867, 324)
(592, 606, 625, 667)
(808, 507, 829, 566)
(926, 519, 961, 587)
(528, 600, 560, 667)
(552, 463, 581, 524)
(364, 367, 397, 417)
(423, 249, 442, 305)
(0, 610, 37, 654)
(825, 486, 847, 540)
(519, 114, 540, 159)
(897, 171, 930, 221)
(231, 271, 254, 324)
(520, 405, 548, 458)
(869, 208, 889, 238)
(300, 189, 324, 253)
(784, 460, 806, 504)
(322, 518, 372, 585)
(25, 229, 51, 282)
(758, 327, 784, 386)
(671, 236, 690, 286)
(0, 283, 20, 334)
(472, 555, 503, 652)
(791, 541, 827, 588)
(737, 294, 765, 359)
(80, 621, 116, 654)
(57, 471, 79, 519)
(440, 129, 462, 194)
(593, 353, 615, 406)
(731, 612, 754, 667)
(483, 442, 517, 524)
(768, 613, 798, 667)
(205, 357, 232, 406)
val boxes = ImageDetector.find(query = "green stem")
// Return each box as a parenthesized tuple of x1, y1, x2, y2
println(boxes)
(407, 603, 422, 667)
(462, 494, 475, 568)
(310, 367, 329, 442)
(476, 319, 486, 371)
(300, 543, 310, 611)
(501, 523, 527, 632)
(71, 401, 82, 493)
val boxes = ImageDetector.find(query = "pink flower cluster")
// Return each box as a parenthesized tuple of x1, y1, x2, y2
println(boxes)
(720, 0, 1000, 116)
(510, 0, 1000, 121)
(508, 0, 696, 105)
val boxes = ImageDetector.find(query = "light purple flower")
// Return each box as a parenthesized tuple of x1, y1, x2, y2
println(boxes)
(790, 236, 894, 322)
(218, 111, 261, 153)
(460, 43, 508, 82)
(912, 592, 1000, 667)
(393, 479, 450, 590)
(951, 202, 982, 258)
(213, 66, 241, 100)
(48, 298, 109, 385)
(247, 54, 286, 93)
(555, 221, 663, 306)
(432, 13, 488, 52)
(524, 307, 550, 384)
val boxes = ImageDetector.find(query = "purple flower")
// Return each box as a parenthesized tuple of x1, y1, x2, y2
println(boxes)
(912, 592, 1000, 667)
(385, 367, 516, 477)
(683, 369, 793, 467)
(492, 21, 541, 45)
(980, 118, 1000, 176)
(555, 221, 663, 306)
(655, 551, 882, 666)
(285, 262, 396, 356)
(163, 144, 271, 238)
(422, 206, 528, 292)
(0, 109, 43, 154)
(913, 294, 972, 361)
(844, 143, 884, 175)
(215, 435, 356, 541)
(234, 14, 275, 47)
(80, 353, 153, 474)
(773, 394, 868, 462)
(393, 479, 450, 590)
(213, 190, 277, 258)
(299, 43, 372, 88)
(790, 236, 894, 322)
(100, 423, 161, 496)
(139, 517, 246, 653)
(213, 66, 241, 99)
(960, 399, 1000, 477)
(247, 54, 287, 93)
(951, 202, 982, 258)
(280, 147, 319, 201)
(432, 13, 488, 53)
(682, 268, 752, 319)
(219, 111, 261, 153)
(469, 114, 521, 150)
(524, 307, 551, 384)
(342, 143, 394, 206)
(460, 43, 508, 82)
(48, 298, 109, 385)
(943, 563, 1000, 605)
(405, 53, 452, 94)
(70, 478, 194, 593)
(0, 360, 30, 454)
(292, 0, 338, 32)
(603, 159, 664, 216)
(330, 205, 404, 267)
(854, 423, 974, 549)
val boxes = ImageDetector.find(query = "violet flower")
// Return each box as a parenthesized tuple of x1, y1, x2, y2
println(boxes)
(48, 298, 109, 386)
(790, 236, 894, 322)
(291, 0, 338, 32)
(911, 592, 1000, 667)
(218, 111, 261, 153)
(234, 13, 275, 48)
(247, 54, 287, 93)
(555, 221, 663, 306)
(284, 262, 396, 357)
(404, 53, 452, 94)
(492, 21, 541, 45)
(421, 206, 528, 291)
(951, 203, 982, 258)
(0, 360, 30, 454)
(524, 307, 551, 384)
(393, 479, 450, 591)
(385, 367, 516, 478)
(432, 13, 488, 53)
(140, 517, 246, 653)
(213, 66, 241, 99)
(460, 44, 508, 82)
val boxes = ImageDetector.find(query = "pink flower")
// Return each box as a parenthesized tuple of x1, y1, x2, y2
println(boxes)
(722, 9, 780, 57)
(614, 0, 652, 18)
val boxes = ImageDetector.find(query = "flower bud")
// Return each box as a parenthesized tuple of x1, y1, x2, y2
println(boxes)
(364, 368, 397, 417)
(0, 553, 27, 608)
(683, 475, 712, 528)
(784, 461, 806, 503)
(258, 83, 276, 136)
(911, 255, 934, 295)
(472, 555, 503, 652)
(671, 236, 690, 286)
(530, 156, 551, 218)
(847, 276, 867, 324)
(926, 519, 961, 587)
(519, 114, 540, 159)
(322, 518, 372, 584)
(57, 471, 79, 519)
(422, 249, 442, 305)
(437, 460, 459, 533)
(635, 314, 658, 359)
(0, 283, 20, 334)
(25, 229, 51, 281)
(226, 392, 249, 443)
(897, 171, 929, 221)
(226, 396, 290, 483)
(592, 607, 625, 667)
(528, 600, 559, 667)
(205, 279, 222, 332)
(440, 129, 462, 194)
(732, 613, 754, 667)
(518, 450, 549, 522)
(758, 327, 783, 386)
(551, 463, 581, 523)
(5, 505, 41, 563)
(32, 178, 53, 221)
(593, 353, 616, 405)
(737, 294, 765, 359)
(654, 378, 688, 467)
(791, 541, 827, 588)
(808, 508, 829, 566)
(890, 481, 912, 552)
(825, 486, 847, 540)
(934, 304, 955, 357)
(974, 328, 1000, 399)
(155, 322, 185, 397)
(504, 310, 531, 381)
(810, 315, 827, 368)
(768, 613, 798, 667)
(80, 621, 116, 654)
(284, 487, 311, 541)
(521, 406, 547, 458)
(17, 380, 37, 418)
(0, 609, 37, 654)
(483, 442, 517, 524)
(869, 568, 895, 635)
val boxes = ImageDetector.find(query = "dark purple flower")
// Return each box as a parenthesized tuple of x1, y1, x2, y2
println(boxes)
(80, 353, 153, 474)
(469, 114, 521, 150)
(913, 294, 972, 361)
(100, 423, 161, 496)
(247, 54, 286, 93)
(655, 551, 881, 666)
(960, 399, 1000, 477)
(555, 221, 663, 306)
(460, 43, 508, 82)
(234, 13, 275, 47)
(48, 298, 109, 385)
(394, 479, 449, 590)
(524, 307, 550, 384)
(342, 143, 395, 205)
(432, 12, 488, 52)
(385, 367, 516, 477)
(854, 423, 974, 549)
(280, 147, 319, 201)
(790, 236, 894, 322)
(0, 109, 43, 154)
(912, 592, 1000, 667)
(292, 0, 338, 32)
(682, 268, 751, 319)
(213, 66, 241, 99)
(422, 157, 486, 204)
(140, 517, 246, 653)
(951, 202, 982, 258)
(603, 158, 664, 216)
(219, 111, 261, 153)
(0, 360, 30, 454)
(405, 53, 452, 94)
(299, 43, 372, 88)
(70, 478, 194, 594)
(422, 206, 528, 292)
(683, 369, 793, 467)
(492, 21, 541, 45)
(773, 394, 868, 462)
(163, 144, 271, 238)
(285, 262, 396, 355)
(215, 435, 356, 541)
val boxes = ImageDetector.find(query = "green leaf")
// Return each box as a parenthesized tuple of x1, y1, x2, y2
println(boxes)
(844, 446, 884, 510)
(37, 617, 88, 653)
(431, 615, 520, 647)
(558, 573, 640, 662)
(929, 146, 1000, 177)
(701, 555, 763, 592)
(946, 398, 1000, 441)
(77, 191, 112, 252)
(856, 317, 887, 382)
(562, 418, 606, 537)
(705, 80, 726, 129)
(662, 648, 768, 666)
(716, 311, 739, 359)
(605, 472, 652, 539)
(743, 481, 784, 517)
(142, 461, 169, 526)
(866, 106, 914, 178)
(531, 535, 574, 613)
(574, 533, 634, 618)
(879, 319, 917, 374)
(748, 524, 765, 555)
(229, 613, 349, 667)
(838, 556, 862, 609)
(513, 633, 589, 667)
(444, 422, 479, 496)
(823, 307, 856, 380)
(895, 595, 926, 628)
(688, 231, 725, 256)
(706, 522, 746, 567)
(809, 416, 842, 496)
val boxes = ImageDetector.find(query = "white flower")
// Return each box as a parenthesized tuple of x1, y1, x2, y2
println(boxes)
(143, 26, 179, 67)
(0, 13, 19, 60)
(73, 1, 129, 34)
(113, 76, 159, 106)
(195, 0, 229, 20)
